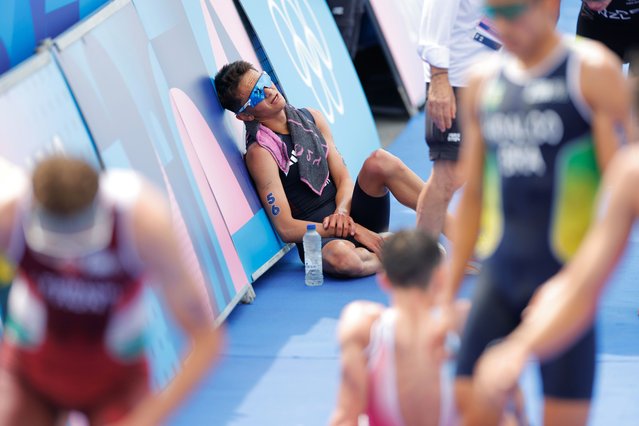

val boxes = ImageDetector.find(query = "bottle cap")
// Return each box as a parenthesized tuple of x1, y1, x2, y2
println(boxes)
(307, 224, 316, 231)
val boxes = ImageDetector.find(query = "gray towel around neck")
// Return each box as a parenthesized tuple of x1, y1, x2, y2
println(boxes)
(246, 105, 330, 195)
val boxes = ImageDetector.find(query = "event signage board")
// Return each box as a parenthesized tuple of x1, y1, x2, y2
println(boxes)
(367, 0, 426, 113)
(0, 51, 99, 167)
(0, 0, 109, 74)
(53, 0, 260, 320)
(134, 0, 288, 281)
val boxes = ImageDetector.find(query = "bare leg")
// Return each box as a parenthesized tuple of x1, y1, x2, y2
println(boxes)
(356, 149, 424, 209)
(442, 212, 455, 240)
(455, 377, 476, 426)
(544, 398, 590, 426)
(322, 240, 380, 277)
(416, 160, 461, 239)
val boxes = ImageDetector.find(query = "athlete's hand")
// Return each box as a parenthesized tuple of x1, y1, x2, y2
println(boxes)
(583, 0, 612, 11)
(353, 226, 384, 257)
(323, 211, 356, 238)
(428, 70, 456, 132)
(473, 338, 529, 408)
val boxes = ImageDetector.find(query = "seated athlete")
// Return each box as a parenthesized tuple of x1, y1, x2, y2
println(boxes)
(330, 229, 526, 426)
(214, 61, 424, 277)
(0, 156, 222, 425)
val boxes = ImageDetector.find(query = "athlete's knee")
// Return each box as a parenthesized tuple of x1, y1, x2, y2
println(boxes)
(360, 149, 402, 182)
(323, 242, 365, 276)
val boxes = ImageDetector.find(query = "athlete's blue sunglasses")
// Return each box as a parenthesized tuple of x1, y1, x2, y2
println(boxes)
(484, 2, 530, 21)
(237, 72, 273, 114)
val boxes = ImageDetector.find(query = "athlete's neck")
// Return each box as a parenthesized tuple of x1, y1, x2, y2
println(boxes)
(518, 31, 562, 70)
(391, 289, 434, 319)
(259, 109, 289, 134)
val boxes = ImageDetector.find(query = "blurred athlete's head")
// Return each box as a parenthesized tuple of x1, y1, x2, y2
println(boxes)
(27, 156, 111, 258)
(32, 156, 98, 216)
(214, 60, 287, 122)
(484, 0, 557, 59)
(379, 229, 443, 292)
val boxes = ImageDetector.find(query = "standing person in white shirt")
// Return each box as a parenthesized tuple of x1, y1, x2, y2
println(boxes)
(416, 0, 502, 249)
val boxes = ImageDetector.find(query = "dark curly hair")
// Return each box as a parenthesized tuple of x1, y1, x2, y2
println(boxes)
(214, 60, 258, 113)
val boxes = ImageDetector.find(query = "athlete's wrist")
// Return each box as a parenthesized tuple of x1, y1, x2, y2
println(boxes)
(352, 223, 370, 239)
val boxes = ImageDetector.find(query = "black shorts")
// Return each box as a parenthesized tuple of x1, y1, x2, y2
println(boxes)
(296, 179, 390, 262)
(577, 11, 639, 66)
(425, 84, 462, 162)
(456, 274, 596, 400)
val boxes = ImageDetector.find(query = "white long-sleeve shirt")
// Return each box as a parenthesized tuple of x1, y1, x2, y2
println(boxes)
(418, 0, 501, 87)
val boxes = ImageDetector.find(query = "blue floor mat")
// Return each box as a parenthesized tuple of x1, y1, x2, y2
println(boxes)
(170, 108, 639, 425)
(168, 3, 639, 424)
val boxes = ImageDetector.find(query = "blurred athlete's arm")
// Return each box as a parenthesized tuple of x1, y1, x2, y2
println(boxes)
(473, 147, 639, 406)
(331, 302, 384, 426)
(444, 70, 486, 305)
(579, 39, 633, 170)
(119, 181, 223, 426)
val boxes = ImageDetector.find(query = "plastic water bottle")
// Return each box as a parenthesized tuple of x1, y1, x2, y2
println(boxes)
(303, 224, 323, 286)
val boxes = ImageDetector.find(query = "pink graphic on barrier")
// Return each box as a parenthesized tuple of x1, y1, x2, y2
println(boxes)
(169, 88, 248, 292)
(159, 163, 215, 321)
(201, 0, 230, 67)
(205, 0, 261, 68)
(200, 0, 258, 146)
(367, 0, 425, 110)
(169, 88, 253, 233)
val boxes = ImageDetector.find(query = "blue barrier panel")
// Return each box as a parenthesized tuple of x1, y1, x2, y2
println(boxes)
(0, 0, 109, 74)
(131, 0, 287, 281)
(367, 0, 426, 113)
(179, 0, 265, 150)
(53, 0, 253, 320)
(0, 50, 99, 167)
(238, 0, 380, 178)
